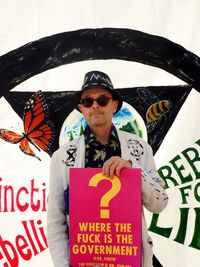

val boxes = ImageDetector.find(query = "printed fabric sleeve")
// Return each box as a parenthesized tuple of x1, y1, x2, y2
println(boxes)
(131, 143, 169, 214)
(47, 150, 70, 267)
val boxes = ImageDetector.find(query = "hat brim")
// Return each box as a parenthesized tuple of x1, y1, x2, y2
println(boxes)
(74, 87, 123, 114)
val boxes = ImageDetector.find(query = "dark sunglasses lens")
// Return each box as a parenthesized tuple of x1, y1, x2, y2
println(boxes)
(82, 98, 93, 107)
(97, 96, 110, 106)
(81, 96, 111, 107)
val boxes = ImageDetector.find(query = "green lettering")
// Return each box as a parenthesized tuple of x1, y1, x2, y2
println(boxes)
(182, 147, 200, 180)
(148, 213, 172, 237)
(170, 155, 193, 185)
(158, 165, 178, 189)
(189, 208, 200, 250)
(179, 185, 192, 204)
(195, 139, 200, 146)
(174, 208, 189, 244)
(194, 182, 200, 202)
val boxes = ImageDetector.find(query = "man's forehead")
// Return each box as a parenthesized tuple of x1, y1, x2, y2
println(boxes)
(81, 88, 112, 97)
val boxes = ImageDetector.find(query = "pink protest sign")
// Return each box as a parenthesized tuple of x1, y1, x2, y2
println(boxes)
(69, 168, 141, 267)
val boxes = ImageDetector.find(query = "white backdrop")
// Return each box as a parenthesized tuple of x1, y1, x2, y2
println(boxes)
(1, 1, 200, 266)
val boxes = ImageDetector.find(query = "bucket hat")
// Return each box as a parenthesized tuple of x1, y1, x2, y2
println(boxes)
(76, 70, 123, 113)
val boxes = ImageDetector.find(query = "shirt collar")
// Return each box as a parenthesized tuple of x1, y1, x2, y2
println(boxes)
(84, 124, 119, 145)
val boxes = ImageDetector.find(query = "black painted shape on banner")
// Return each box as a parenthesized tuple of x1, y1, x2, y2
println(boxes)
(118, 85, 192, 153)
(153, 254, 163, 267)
(4, 85, 192, 154)
(0, 28, 200, 97)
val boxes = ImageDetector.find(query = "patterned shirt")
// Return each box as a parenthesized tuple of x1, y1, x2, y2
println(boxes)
(84, 125, 121, 168)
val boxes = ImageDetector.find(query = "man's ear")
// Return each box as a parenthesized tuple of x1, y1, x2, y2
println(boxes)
(78, 104, 83, 113)
(113, 100, 119, 113)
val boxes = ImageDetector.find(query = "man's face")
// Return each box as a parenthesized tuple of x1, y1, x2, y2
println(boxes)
(77, 88, 118, 128)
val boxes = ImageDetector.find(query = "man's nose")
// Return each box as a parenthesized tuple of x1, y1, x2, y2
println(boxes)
(92, 99, 100, 108)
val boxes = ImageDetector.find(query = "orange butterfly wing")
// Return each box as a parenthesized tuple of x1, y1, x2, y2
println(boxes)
(0, 129, 41, 160)
(23, 90, 55, 156)
(0, 91, 54, 161)
(19, 138, 41, 161)
(0, 129, 23, 143)
(28, 122, 54, 152)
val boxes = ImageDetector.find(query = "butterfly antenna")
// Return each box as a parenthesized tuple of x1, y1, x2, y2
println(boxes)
(29, 139, 41, 152)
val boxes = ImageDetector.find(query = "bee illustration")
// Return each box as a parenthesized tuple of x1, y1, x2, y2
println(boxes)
(137, 88, 173, 133)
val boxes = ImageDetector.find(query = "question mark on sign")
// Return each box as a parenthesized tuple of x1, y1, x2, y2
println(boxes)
(88, 173, 121, 219)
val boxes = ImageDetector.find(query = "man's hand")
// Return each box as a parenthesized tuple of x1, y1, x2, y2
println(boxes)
(102, 156, 132, 178)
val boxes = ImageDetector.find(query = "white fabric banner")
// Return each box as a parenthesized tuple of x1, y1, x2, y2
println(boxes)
(1, 1, 200, 266)
(146, 89, 200, 267)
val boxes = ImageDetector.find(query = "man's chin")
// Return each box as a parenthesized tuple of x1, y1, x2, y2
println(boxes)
(90, 119, 105, 127)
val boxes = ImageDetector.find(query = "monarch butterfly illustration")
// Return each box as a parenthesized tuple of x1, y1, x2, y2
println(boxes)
(0, 90, 55, 161)
(137, 88, 173, 133)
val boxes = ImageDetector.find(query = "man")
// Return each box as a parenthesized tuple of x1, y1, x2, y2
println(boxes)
(47, 70, 168, 267)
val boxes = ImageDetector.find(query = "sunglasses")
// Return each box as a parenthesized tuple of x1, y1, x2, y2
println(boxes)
(79, 95, 113, 108)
